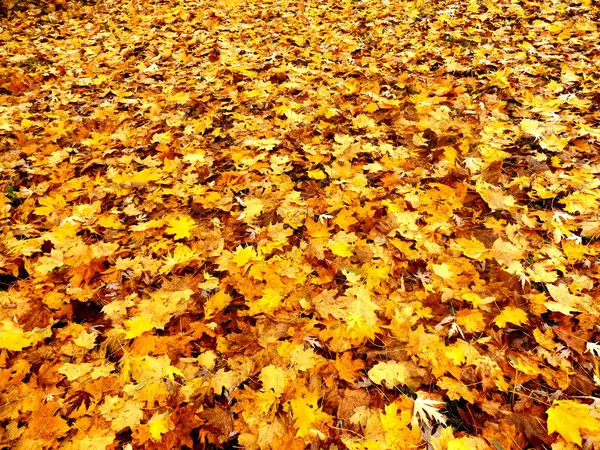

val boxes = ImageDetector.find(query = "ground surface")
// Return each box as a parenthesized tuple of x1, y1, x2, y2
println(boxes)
(1, 0, 600, 448)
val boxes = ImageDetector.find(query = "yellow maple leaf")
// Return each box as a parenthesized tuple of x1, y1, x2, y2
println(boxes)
(91, 364, 115, 379)
(520, 118, 545, 138)
(231, 245, 258, 267)
(77, 433, 116, 450)
(97, 214, 125, 230)
(204, 290, 232, 320)
(247, 288, 284, 316)
(259, 365, 288, 396)
(147, 412, 174, 442)
(328, 231, 356, 257)
(160, 243, 199, 274)
(545, 283, 585, 315)
(123, 316, 155, 339)
(210, 368, 245, 395)
(447, 436, 489, 450)
(169, 91, 190, 105)
(476, 181, 517, 211)
(493, 306, 528, 328)
(461, 291, 494, 308)
(308, 169, 327, 180)
(412, 132, 429, 147)
(131, 218, 166, 232)
(289, 344, 324, 371)
(453, 237, 488, 260)
(0, 320, 33, 351)
(380, 401, 422, 449)
(243, 198, 264, 219)
(456, 309, 486, 333)
(540, 134, 569, 152)
(151, 131, 173, 144)
(437, 376, 476, 403)
(491, 238, 525, 265)
(73, 329, 98, 349)
(166, 215, 197, 240)
(34, 249, 65, 277)
(114, 168, 163, 184)
(289, 392, 332, 441)
(547, 400, 600, 445)
(59, 362, 94, 381)
(526, 262, 558, 283)
(334, 209, 358, 231)
(34, 194, 67, 216)
(364, 102, 379, 113)
(243, 137, 281, 150)
(561, 192, 598, 214)
(306, 217, 330, 242)
(431, 263, 455, 280)
(352, 114, 376, 129)
(99, 396, 144, 432)
(368, 361, 410, 388)
(335, 352, 365, 383)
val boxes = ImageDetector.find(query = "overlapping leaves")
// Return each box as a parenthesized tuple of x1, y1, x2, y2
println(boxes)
(1, 0, 600, 448)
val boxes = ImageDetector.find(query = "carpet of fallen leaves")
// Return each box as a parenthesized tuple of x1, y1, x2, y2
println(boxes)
(1, 0, 600, 448)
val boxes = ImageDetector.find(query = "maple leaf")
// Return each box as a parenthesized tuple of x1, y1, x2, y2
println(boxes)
(475, 181, 517, 211)
(520, 119, 546, 139)
(122, 316, 155, 339)
(308, 169, 327, 180)
(328, 234, 354, 257)
(412, 391, 447, 428)
(437, 376, 475, 403)
(22, 401, 71, 442)
(151, 131, 173, 144)
(446, 436, 490, 450)
(0, 320, 33, 351)
(73, 329, 98, 349)
(335, 351, 365, 384)
(76, 433, 117, 450)
(493, 306, 528, 328)
(453, 237, 489, 260)
(431, 262, 455, 280)
(34, 249, 65, 277)
(99, 396, 144, 432)
(288, 344, 325, 371)
(454, 310, 484, 334)
(352, 114, 376, 129)
(246, 287, 283, 316)
(210, 368, 245, 395)
(166, 215, 197, 240)
(34, 194, 67, 216)
(204, 290, 232, 320)
(169, 91, 191, 105)
(368, 361, 410, 388)
(380, 401, 422, 449)
(197, 350, 217, 370)
(242, 137, 281, 150)
(241, 198, 264, 220)
(147, 412, 175, 442)
(129, 355, 185, 383)
(540, 134, 569, 152)
(59, 362, 95, 381)
(545, 283, 588, 315)
(289, 392, 332, 442)
(231, 245, 258, 267)
(547, 400, 600, 445)
(259, 365, 288, 396)
(160, 243, 200, 274)
(586, 342, 600, 358)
